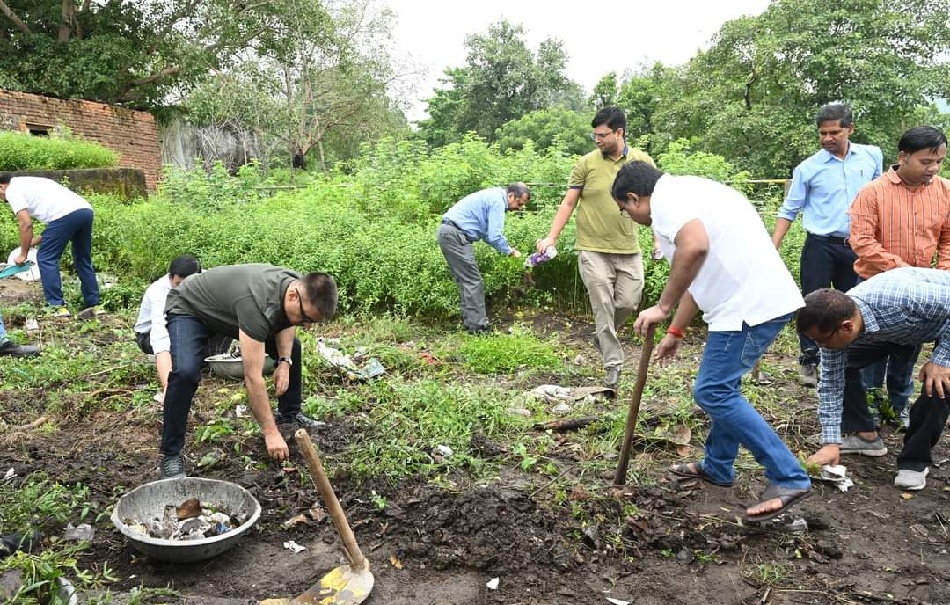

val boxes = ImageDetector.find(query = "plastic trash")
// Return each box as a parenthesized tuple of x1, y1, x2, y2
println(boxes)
(524, 245, 557, 268)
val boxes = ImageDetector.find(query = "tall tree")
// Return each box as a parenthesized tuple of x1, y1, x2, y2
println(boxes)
(650, 0, 950, 176)
(417, 20, 579, 147)
(183, 0, 408, 172)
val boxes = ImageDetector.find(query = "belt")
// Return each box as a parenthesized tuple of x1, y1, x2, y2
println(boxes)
(808, 233, 850, 247)
(441, 218, 476, 243)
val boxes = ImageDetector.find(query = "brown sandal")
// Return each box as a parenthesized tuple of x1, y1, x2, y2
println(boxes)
(669, 461, 733, 487)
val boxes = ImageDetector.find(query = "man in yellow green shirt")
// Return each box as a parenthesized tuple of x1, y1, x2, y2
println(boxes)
(537, 107, 654, 390)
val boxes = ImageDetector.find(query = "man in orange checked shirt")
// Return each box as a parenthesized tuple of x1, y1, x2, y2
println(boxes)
(840, 126, 950, 452)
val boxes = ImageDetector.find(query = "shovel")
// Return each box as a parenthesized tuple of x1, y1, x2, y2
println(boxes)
(260, 429, 374, 605)
(613, 324, 655, 486)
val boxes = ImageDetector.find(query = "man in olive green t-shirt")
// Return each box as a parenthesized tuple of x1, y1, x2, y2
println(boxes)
(537, 107, 655, 391)
(158, 264, 338, 479)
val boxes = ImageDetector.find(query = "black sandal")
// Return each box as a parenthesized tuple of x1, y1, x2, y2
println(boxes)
(669, 461, 733, 487)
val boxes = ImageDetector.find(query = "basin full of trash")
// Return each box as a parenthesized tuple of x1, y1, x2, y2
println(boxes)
(111, 477, 261, 562)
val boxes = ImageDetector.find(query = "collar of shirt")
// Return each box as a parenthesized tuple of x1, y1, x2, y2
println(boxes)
(601, 143, 629, 160)
(853, 297, 880, 335)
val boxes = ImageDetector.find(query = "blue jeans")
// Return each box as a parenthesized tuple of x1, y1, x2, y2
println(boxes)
(38, 208, 99, 307)
(694, 313, 811, 489)
(160, 315, 302, 456)
(860, 345, 922, 414)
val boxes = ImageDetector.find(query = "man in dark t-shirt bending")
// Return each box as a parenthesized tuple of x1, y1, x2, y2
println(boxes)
(158, 263, 338, 479)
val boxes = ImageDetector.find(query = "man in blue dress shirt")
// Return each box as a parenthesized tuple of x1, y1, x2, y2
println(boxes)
(438, 184, 530, 333)
(771, 104, 883, 387)
(797, 267, 950, 491)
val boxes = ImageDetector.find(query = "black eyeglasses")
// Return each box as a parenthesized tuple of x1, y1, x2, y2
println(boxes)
(295, 288, 321, 326)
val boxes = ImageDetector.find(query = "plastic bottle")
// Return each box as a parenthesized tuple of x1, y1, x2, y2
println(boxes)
(525, 246, 558, 268)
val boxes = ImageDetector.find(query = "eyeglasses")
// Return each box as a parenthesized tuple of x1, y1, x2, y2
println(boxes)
(590, 130, 615, 141)
(294, 288, 321, 326)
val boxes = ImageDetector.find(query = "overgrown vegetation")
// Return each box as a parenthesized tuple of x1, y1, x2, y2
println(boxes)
(0, 131, 118, 171)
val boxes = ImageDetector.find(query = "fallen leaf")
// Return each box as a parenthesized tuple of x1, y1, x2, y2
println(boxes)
(675, 445, 691, 457)
(389, 555, 403, 569)
(901, 493, 915, 500)
(309, 504, 326, 523)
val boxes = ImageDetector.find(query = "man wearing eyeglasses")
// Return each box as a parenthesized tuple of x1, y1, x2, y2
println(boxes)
(798, 267, 950, 491)
(438, 183, 530, 333)
(157, 263, 338, 479)
(536, 107, 655, 391)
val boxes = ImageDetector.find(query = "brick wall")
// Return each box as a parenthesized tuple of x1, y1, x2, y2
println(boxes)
(0, 90, 161, 190)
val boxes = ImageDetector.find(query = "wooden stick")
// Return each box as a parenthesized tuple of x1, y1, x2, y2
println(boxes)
(613, 325, 655, 486)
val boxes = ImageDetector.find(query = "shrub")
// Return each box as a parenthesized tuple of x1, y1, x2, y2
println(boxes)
(0, 130, 118, 170)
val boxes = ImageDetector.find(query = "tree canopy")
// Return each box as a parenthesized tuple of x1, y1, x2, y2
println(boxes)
(416, 20, 582, 148)
(0, 0, 335, 108)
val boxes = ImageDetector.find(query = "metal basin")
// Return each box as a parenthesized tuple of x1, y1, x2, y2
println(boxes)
(111, 477, 261, 563)
(205, 354, 276, 380)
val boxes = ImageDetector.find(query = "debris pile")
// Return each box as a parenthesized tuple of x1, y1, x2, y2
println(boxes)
(123, 498, 247, 541)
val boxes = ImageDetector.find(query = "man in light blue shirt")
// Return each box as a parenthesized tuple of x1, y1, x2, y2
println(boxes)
(797, 267, 950, 491)
(438, 184, 529, 333)
(772, 104, 883, 387)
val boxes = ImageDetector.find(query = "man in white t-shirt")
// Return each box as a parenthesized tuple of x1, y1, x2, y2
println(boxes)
(0, 175, 101, 318)
(134, 255, 203, 404)
(611, 161, 812, 523)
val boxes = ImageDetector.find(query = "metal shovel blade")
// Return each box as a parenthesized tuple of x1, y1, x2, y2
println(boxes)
(258, 559, 374, 605)
(290, 564, 374, 604)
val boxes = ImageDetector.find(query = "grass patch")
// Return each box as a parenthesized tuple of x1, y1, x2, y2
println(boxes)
(456, 326, 563, 374)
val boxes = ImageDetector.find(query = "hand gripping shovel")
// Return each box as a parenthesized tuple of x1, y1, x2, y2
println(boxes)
(260, 429, 374, 605)
(613, 324, 655, 486)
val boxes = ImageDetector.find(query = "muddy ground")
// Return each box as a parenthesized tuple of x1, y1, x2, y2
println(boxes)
(2, 279, 950, 605)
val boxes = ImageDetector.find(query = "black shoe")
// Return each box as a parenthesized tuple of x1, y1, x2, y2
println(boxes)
(159, 454, 186, 479)
(465, 325, 490, 335)
(0, 340, 39, 357)
(274, 411, 326, 429)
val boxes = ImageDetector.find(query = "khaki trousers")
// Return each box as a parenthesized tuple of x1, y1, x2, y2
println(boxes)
(577, 250, 644, 369)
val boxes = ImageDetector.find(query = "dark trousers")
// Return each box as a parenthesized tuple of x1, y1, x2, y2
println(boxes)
(160, 315, 302, 456)
(37, 208, 99, 307)
(798, 234, 859, 366)
(839, 339, 946, 471)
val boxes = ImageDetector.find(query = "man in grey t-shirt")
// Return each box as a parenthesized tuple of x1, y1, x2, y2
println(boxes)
(159, 264, 338, 479)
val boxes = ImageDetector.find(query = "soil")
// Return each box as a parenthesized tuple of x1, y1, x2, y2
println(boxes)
(3, 280, 950, 605)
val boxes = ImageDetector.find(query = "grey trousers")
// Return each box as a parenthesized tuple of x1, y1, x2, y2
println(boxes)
(438, 223, 489, 332)
(578, 250, 644, 369)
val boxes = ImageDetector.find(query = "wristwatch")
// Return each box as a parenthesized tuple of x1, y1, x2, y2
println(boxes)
(278, 356, 293, 366)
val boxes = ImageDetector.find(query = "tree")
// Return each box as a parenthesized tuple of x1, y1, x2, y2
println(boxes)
(0, 0, 336, 108)
(182, 0, 408, 172)
(417, 20, 580, 147)
(644, 0, 950, 176)
(494, 107, 590, 157)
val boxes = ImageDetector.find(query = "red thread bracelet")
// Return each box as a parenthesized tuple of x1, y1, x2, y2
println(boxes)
(667, 326, 685, 339)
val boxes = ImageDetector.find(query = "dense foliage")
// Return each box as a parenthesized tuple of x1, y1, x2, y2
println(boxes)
(0, 138, 795, 323)
(0, 131, 118, 170)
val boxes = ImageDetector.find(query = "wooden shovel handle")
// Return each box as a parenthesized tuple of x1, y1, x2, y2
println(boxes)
(613, 324, 655, 486)
(294, 429, 368, 571)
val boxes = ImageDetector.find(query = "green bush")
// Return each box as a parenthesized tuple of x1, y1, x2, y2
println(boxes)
(16, 139, 801, 323)
(0, 131, 118, 170)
